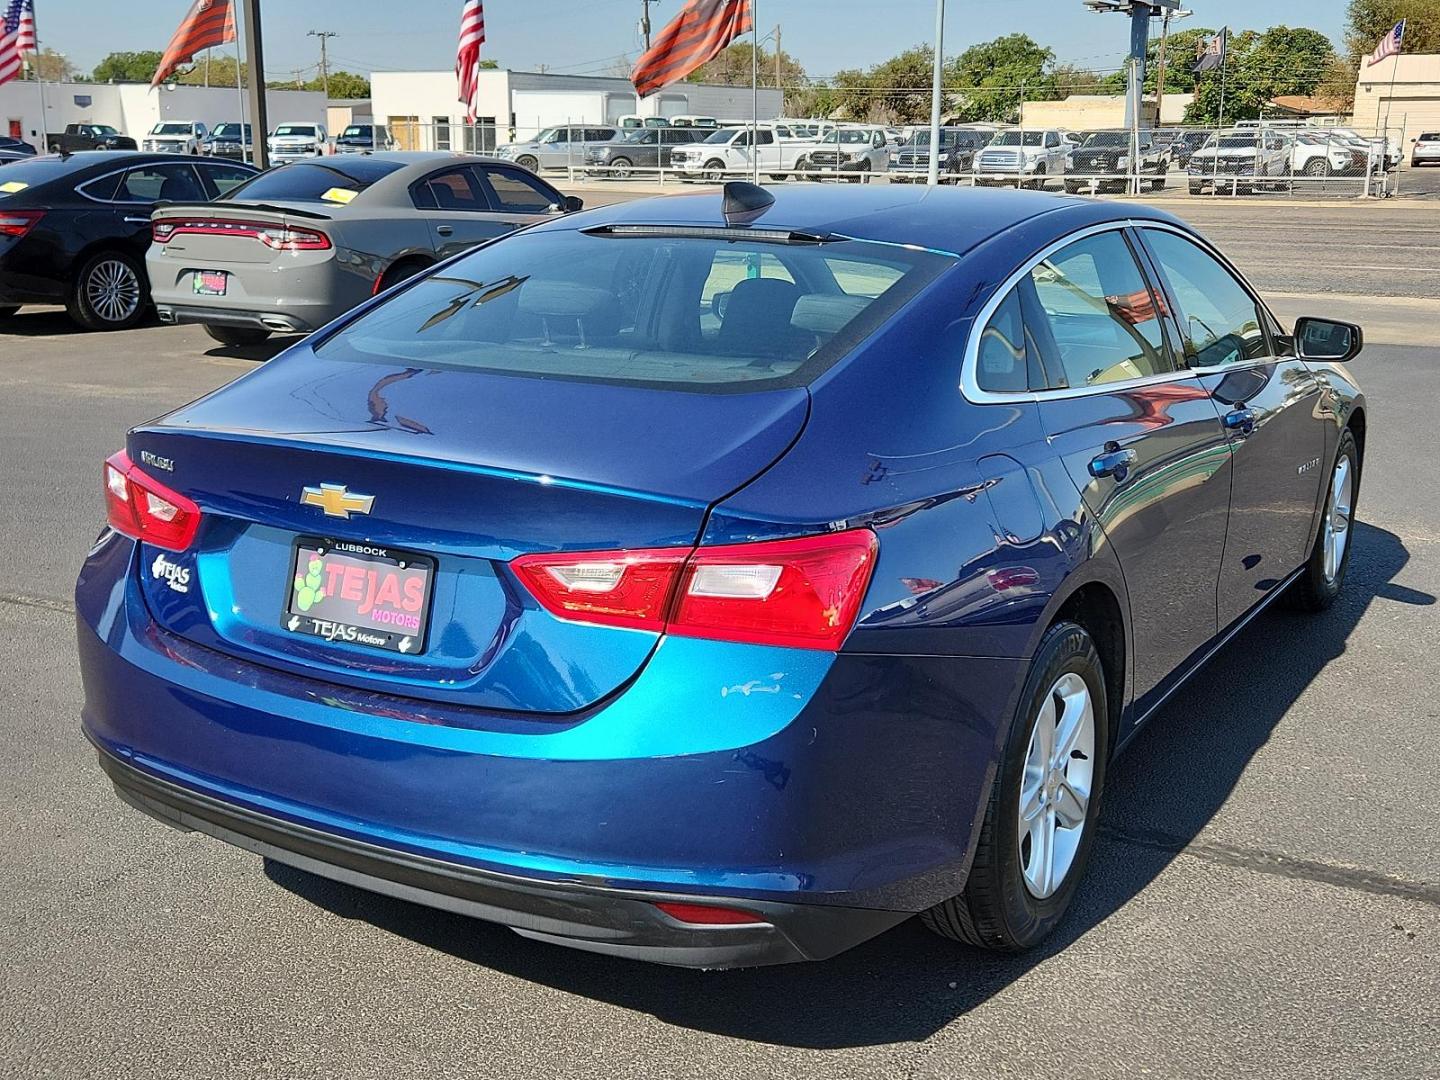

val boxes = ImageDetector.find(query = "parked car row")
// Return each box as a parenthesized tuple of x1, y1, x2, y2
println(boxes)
(0, 122, 391, 165)
(0, 149, 580, 336)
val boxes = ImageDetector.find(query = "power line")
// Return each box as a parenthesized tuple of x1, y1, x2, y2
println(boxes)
(308, 30, 338, 98)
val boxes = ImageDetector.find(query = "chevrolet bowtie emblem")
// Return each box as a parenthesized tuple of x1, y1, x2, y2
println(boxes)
(300, 483, 375, 519)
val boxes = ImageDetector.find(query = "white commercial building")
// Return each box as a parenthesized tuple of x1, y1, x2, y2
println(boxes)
(371, 69, 784, 151)
(0, 80, 325, 151)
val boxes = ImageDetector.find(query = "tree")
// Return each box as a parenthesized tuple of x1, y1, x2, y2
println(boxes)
(687, 41, 805, 90)
(950, 33, 1055, 123)
(834, 46, 939, 123)
(1184, 25, 1339, 126)
(91, 51, 164, 83)
(1346, 0, 1440, 63)
(176, 55, 248, 87)
(30, 48, 76, 82)
(263, 70, 370, 97)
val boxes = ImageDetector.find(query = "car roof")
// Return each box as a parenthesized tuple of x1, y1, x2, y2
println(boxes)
(537, 185, 1187, 258)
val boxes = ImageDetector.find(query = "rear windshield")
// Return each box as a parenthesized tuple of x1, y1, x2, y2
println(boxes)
(341, 125, 371, 137)
(0, 156, 84, 195)
(1420, 132, 1440, 141)
(222, 159, 403, 203)
(314, 229, 951, 392)
(274, 125, 318, 137)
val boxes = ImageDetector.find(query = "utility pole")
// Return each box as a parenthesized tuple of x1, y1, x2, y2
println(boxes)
(308, 30, 337, 99)
(640, 0, 655, 51)
(242, 0, 268, 169)
(1154, 7, 1192, 127)
(774, 24, 782, 112)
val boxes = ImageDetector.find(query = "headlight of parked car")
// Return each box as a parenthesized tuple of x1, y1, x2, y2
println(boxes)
(1116, 155, 1130, 169)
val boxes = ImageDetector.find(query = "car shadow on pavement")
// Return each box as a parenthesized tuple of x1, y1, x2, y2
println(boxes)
(0, 308, 87, 337)
(201, 337, 296, 363)
(266, 520, 1430, 1050)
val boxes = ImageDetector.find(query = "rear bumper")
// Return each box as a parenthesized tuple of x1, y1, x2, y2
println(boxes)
(93, 737, 904, 968)
(155, 303, 321, 334)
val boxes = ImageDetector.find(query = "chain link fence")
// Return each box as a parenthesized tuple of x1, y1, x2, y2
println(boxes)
(363, 119, 1408, 199)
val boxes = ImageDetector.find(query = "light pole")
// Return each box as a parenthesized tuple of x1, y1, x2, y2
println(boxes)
(927, 0, 945, 186)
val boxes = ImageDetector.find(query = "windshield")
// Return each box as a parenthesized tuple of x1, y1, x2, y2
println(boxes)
(314, 231, 951, 391)
(341, 125, 371, 138)
(822, 130, 872, 145)
(991, 131, 1045, 146)
(1081, 132, 1128, 147)
(702, 128, 740, 144)
(221, 159, 403, 203)
(534, 128, 566, 144)
(1211, 135, 1260, 149)
(151, 123, 192, 135)
(274, 125, 318, 138)
(211, 124, 247, 140)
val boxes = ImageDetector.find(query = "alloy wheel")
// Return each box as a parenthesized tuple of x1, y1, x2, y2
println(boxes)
(1323, 454, 1354, 584)
(85, 258, 141, 326)
(1017, 671, 1096, 899)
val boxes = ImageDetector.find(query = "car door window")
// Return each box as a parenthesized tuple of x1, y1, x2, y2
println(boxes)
(195, 162, 253, 198)
(474, 166, 558, 213)
(412, 167, 488, 211)
(1142, 229, 1268, 368)
(1025, 230, 1175, 388)
(975, 286, 1051, 393)
(115, 163, 205, 203)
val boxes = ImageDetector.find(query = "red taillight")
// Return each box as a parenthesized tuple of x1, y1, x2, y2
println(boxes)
(512, 529, 878, 651)
(103, 451, 202, 552)
(0, 209, 44, 239)
(652, 902, 769, 926)
(150, 218, 331, 251)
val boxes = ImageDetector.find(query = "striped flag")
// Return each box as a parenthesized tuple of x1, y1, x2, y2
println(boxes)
(456, 1, 486, 122)
(0, 0, 29, 87)
(15, 0, 33, 55)
(631, 0, 752, 99)
(1366, 19, 1405, 67)
(1192, 29, 1226, 74)
(150, 0, 236, 89)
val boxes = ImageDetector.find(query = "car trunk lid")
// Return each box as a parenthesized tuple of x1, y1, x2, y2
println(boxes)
(151, 201, 335, 266)
(126, 345, 809, 715)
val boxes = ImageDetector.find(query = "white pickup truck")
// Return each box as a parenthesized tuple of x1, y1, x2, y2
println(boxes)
(144, 121, 208, 155)
(973, 129, 1068, 189)
(669, 125, 818, 182)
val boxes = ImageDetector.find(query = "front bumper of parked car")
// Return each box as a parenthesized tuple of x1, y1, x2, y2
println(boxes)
(76, 532, 1022, 967)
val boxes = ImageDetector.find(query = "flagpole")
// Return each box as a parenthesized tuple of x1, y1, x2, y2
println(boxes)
(751, 0, 759, 183)
(926, 0, 943, 186)
(233, 3, 248, 163)
(27, 7, 50, 154)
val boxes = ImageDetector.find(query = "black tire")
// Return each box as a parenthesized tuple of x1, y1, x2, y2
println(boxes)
(609, 156, 633, 180)
(1027, 163, 1047, 191)
(922, 620, 1111, 951)
(1189, 181, 1204, 195)
(67, 249, 148, 332)
(768, 173, 789, 182)
(702, 159, 726, 183)
(1304, 158, 1331, 178)
(1151, 175, 1166, 191)
(1063, 182, 1081, 194)
(515, 155, 539, 172)
(1288, 429, 1360, 612)
(202, 324, 271, 347)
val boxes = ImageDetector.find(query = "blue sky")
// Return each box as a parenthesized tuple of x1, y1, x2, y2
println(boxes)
(41, 1, 1348, 82)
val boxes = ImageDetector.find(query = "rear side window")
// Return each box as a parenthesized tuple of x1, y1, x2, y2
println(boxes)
(476, 167, 558, 213)
(196, 162, 254, 197)
(314, 230, 950, 391)
(412, 168, 486, 210)
(1141, 229, 1267, 367)
(116, 164, 205, 203)
(222, 159, 403, 203)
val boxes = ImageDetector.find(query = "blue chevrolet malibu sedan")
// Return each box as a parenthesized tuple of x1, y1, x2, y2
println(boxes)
(77, 183, 1366, 968)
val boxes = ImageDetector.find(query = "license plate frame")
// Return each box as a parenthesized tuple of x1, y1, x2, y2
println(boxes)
(282, 536, 437, 655)
(192, 270, 228, 296)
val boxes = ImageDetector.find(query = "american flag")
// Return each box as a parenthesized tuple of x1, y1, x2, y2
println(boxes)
(631, 0, 752, 99)
(456, 1, 486, 122)
(150, 0, 236, 89)
(0, 0, 34, 88)
(1366, 19, 1405, 67)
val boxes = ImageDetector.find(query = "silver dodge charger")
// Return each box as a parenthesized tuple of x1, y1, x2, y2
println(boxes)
(148, 152, 582, 346)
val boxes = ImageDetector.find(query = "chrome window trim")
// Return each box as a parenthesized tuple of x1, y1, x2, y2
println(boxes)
(959, 218, 1284, 405)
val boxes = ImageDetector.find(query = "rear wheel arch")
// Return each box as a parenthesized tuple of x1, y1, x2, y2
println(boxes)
(377, 254, 434, 292)
(1049, 582, 1126, 751)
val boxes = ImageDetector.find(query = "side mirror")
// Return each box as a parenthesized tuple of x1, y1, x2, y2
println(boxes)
(558, 195, 584, 213)
(1294, 316, 1363, 363)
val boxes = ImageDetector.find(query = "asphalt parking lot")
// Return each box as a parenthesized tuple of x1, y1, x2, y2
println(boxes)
(2, 193, 1437, 1079)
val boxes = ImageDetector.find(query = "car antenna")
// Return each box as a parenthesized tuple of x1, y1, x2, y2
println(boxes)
(722, 181, 773, 223)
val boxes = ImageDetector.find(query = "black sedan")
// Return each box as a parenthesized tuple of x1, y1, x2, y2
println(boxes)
(1064, 131, 1169, 193)
(0, 152, 257, 331)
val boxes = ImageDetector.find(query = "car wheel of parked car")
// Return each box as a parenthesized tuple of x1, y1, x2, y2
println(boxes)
(847, 162, 870, 184)
(1288, 429, 1360, 612)
(1027, 164, 1047, 191)
(701, 160, 727, 183)
(1305, 158, 1331, 178)
(1189, 181, 1204, 195)
(609, 157, 633, 180)
(203, 324, 272, 347)
(1151, 175, 1166, 191)
(516, 155, 539, 172)
(922, 620, 1110, 951)
(67, 250, 148, 332)
(1063, 182, 1081, 194)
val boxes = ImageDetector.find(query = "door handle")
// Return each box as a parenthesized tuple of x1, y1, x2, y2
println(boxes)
(124, 216, 150, 225)
(1088, 446, 1137, 481)
(1223, 407, 1258, 435)
(436, 225, 453, 236)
